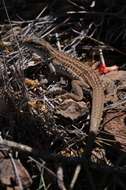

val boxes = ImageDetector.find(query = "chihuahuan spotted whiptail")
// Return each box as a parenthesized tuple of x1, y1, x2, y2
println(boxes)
(24, 35, 104, 157)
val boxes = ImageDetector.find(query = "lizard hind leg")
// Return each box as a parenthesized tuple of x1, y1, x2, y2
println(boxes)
(58, 80, 84, 102)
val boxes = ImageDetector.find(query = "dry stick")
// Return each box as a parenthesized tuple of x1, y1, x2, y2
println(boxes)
(67, 10, 126, 20)
(57, 167, 67, 190)
(69, 165, 81, 190)
(40, 18, 70, 39)
(105, 99, 126, 111)
(30, 158, 48, 190)
(1, 139, 126, 175)
(29, 156, 57, 179)
(23, 6, 47, 36)
(29, 156, 67, 190)
(86, 36, 126, 56)
(2, 0, 27, 98)
(9, 153, 23, 190)
(40, 167, 47, 190)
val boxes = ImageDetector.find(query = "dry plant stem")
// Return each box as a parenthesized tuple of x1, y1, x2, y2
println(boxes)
(1, 139, 126, 174)
(9, 153, 23, 190)
(29, 156, 67, 190)
(69, 165, 81, 190)
(57, 167, 67, 190)
(29, 157, 57, 180)
(23, 35, 104, 158)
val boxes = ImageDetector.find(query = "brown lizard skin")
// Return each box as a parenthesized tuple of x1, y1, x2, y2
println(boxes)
(24, 35, 104, 157)
(47, 63, 88, 101)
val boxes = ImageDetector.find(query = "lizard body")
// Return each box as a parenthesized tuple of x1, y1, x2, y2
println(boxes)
(24, 36, 104, 156)
(48, 63, 89, 101)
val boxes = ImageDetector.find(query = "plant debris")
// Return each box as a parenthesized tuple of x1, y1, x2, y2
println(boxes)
(0, 0, 126, 189)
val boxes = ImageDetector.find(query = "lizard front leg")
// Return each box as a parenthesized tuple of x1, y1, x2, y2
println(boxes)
(57, 79, 87, 102)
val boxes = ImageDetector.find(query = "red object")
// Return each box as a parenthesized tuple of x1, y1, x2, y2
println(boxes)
(98, 64, 118, 74)
(98, 64, 109, 74)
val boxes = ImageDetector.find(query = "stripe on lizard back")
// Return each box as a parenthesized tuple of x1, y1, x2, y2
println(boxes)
(24, 35, 104, 157)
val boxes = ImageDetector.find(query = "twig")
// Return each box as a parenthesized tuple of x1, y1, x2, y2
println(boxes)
(1, 139, 126, 174)
(9, 153, 23, 190)
(67, 10, 126, 20)
(57, 166, 67, 190)
(69, 165, 81, 190)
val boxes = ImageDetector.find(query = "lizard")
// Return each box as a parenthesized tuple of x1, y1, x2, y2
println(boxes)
(23, 35, 104, 157)
(23, 39, 88, 101)
(46, 63, 86, 101)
